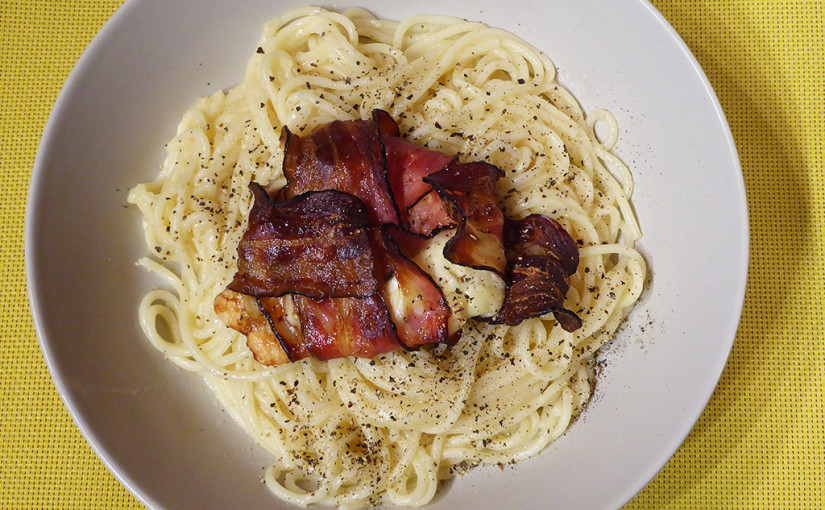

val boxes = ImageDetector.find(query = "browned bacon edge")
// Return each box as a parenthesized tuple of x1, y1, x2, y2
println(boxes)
(258, 296, 309, 362)
(214, 290, 292, 366)
(491, 215, 582, 331)
(422, 161, 507, 275)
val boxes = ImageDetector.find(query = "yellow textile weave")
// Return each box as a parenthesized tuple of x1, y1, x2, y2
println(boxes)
(1, 1, 822, 508)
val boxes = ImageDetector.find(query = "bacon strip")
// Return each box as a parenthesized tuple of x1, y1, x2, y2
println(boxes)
(281, 114, 400, 225)
(504, 214, 579, 276)
(228, 184, 377, 299)
(371, 225, 452, 349)
(424, 161, 507, 275)
(295, 294, 401, 360)
(258, 296, 310, 361)
(406, 190, 455, 237)
(382, 135, 454, 232)
(493, 215, 582, 331)
(372, 109, 400, 137)
(375, 111, 455, 235)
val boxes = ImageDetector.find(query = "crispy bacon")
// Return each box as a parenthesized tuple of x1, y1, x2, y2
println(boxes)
(424, 161, 507, 275)
(493, 215, 582, 330)
(258, 296, 310, 361)
(504, 214, 579, 276)
(217, 110, 583, 366)
(228, 184, 377, 299)
(281, 114, 400, 225)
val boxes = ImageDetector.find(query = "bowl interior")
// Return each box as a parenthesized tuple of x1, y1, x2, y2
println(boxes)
(27, 1, 747, 508)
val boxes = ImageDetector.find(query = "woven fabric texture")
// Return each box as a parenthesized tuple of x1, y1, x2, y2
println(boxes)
(1, 1, 822, 508)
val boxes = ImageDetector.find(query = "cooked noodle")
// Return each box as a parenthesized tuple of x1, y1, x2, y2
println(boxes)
(127, 6, 646, 508)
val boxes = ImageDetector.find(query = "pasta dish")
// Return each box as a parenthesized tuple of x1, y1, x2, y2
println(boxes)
(127, 6, 646, 508)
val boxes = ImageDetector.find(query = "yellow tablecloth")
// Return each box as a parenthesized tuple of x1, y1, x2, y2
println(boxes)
(1, 1, 822, 508)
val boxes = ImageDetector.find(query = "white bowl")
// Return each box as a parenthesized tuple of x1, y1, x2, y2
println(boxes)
(26, 0, 748, 508)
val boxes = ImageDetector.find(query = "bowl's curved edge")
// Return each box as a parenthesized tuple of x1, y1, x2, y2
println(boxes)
(25, 0, 162, 507)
